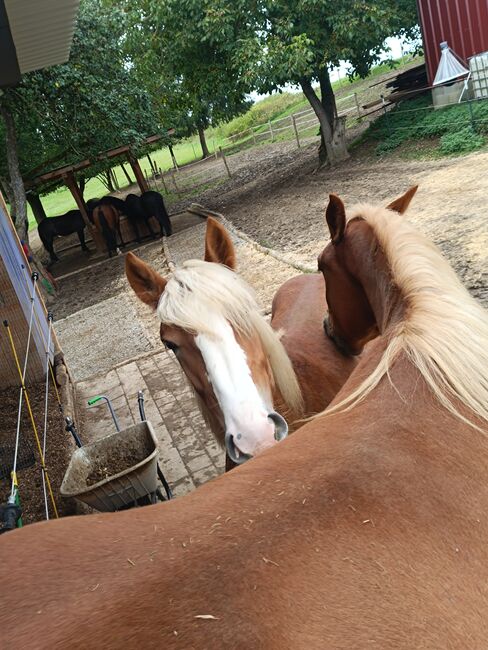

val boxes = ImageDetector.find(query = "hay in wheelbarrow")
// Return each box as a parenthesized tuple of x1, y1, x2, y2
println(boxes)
(60, 421, 159, 512)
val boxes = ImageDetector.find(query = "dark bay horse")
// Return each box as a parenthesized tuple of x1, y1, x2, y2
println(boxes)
(37, 210, 89, 263)
(3, 190, 488, 647)
(91, 203, 124, 258)
(96, 191, 172, 242)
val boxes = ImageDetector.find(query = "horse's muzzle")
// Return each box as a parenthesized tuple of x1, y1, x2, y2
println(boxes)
(224, 412, 289, 465)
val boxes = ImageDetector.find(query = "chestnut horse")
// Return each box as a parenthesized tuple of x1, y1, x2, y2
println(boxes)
(3, 189, 488, 647)
(126, 217, 302, 465)
(126, 217, 357, 466)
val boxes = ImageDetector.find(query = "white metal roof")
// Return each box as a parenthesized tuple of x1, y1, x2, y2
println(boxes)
(5, 0, 80, 74)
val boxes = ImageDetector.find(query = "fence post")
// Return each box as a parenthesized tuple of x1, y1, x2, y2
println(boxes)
(354, 92, 362, 121)
(268, 120, 274, 141)
(144, 169, 151, 190)
(171, 169, 180, 194)
(381, 95, 390, 133)
(467, 96, 476, 131)
(291, 115, 301, 148)
(219, 146, 232, 178)
(159, 169, 169, 194)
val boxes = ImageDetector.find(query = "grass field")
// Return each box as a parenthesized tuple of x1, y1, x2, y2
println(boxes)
(29, 55, 421, 229)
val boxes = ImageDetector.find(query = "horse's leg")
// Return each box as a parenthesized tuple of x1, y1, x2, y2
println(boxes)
(145, 216, 157, 239)
(157, 205, 172, 237)
(78, 228, 89, 252)
(117, 224, 125, 248)
(47, 236, 59, 263)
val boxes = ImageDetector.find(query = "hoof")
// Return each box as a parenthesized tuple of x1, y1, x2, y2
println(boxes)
(116, 248, 122, 256)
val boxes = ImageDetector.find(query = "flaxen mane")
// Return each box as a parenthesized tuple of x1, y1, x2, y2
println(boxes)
(329, 204, 488, 430)
(157, 259, 303, 415)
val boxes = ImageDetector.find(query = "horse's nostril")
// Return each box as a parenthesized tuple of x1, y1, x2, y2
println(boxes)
(268, 411, 288, 441)
(224, 431, 252, 465)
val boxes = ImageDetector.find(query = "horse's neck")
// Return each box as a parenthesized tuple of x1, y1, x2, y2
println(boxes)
(356, 245, 405, 335)
(330, 336, 485, 458)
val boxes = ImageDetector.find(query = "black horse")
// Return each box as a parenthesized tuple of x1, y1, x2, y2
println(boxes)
(141, 191, 172, 237)
(125, 193, 156, 242)
(38, 210, 89, 263)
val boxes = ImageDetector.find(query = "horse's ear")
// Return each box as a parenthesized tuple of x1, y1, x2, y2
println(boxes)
(386, 185, 418, 214)
(204, 217, 236, 269)
(125, 252, 166, 310)
(326, 194, 346, 244)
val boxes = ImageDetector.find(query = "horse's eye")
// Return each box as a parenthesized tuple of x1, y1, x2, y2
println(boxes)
(163, 340, 179, 353)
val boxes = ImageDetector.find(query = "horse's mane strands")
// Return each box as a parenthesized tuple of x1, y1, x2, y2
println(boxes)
(157, 259, 304, 415)
(327, 204, 488, 431)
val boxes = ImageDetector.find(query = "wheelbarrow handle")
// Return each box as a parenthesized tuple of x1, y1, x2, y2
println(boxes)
(137, 390, 146, 422)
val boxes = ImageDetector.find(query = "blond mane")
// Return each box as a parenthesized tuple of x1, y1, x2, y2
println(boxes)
(156, 259, 303, 415)
(328, 204, 488, 430)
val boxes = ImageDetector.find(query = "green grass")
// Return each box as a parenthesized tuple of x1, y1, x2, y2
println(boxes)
(362, 94, 488, 159)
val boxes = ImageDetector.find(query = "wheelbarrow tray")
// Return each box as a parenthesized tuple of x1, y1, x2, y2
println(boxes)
(60, 421, 159, 512)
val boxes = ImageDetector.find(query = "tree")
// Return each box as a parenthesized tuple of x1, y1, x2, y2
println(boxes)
(203, 0, 419, 165)
(0, 0, 164, 241)
(118, 0, 253, 158)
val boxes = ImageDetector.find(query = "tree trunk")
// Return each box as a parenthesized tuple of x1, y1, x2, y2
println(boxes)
(27, 193, 47, 224)
(300, 74, 349, 167)
(79, 176, 86, 197)
(0, 102, 28, 241)
(198, 124, 210, 159)
(168, 144, 178, 169)
(105, 170, 115, 192)
(121, 163, 133, 185)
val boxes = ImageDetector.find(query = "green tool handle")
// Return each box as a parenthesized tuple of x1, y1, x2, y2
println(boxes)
(87, 396, 103, 406)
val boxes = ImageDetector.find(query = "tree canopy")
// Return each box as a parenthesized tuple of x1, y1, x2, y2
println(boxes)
(197, 0, 419, 163)
(117, 0, 254, 156)
(0, 0, 165, 196)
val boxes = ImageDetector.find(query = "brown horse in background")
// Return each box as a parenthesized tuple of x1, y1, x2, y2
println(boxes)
(3, 188, 488, 648)
(92, 203, 124, 257)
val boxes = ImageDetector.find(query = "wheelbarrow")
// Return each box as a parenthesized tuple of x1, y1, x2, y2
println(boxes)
(60, 391, 172, 512)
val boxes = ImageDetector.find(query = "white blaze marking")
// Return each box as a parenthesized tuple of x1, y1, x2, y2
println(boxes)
(195, 317, 276, 456)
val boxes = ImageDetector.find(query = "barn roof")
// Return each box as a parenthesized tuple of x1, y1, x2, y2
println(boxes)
(0, 0, 80, 87)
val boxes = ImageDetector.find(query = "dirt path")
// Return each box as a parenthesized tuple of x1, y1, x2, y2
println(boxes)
(201, 148, 488, 306)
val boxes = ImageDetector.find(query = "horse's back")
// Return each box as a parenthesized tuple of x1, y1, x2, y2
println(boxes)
(38, 210, 84, 236)
(141, 190, 167, 214)
(125, 193, 146, 218)
(3, 409, 488, 649)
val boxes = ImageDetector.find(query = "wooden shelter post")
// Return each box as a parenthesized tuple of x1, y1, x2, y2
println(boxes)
(127, 153, 148, 193)
(64, 172, 90, 226)
(63, 171, 105, 254)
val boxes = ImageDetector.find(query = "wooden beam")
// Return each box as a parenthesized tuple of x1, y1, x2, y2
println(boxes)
(127, 152, 148, 193)
(63, 172, 90, 227)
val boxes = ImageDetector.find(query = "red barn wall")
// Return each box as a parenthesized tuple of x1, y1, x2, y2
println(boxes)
(417, 0, 488, 84)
